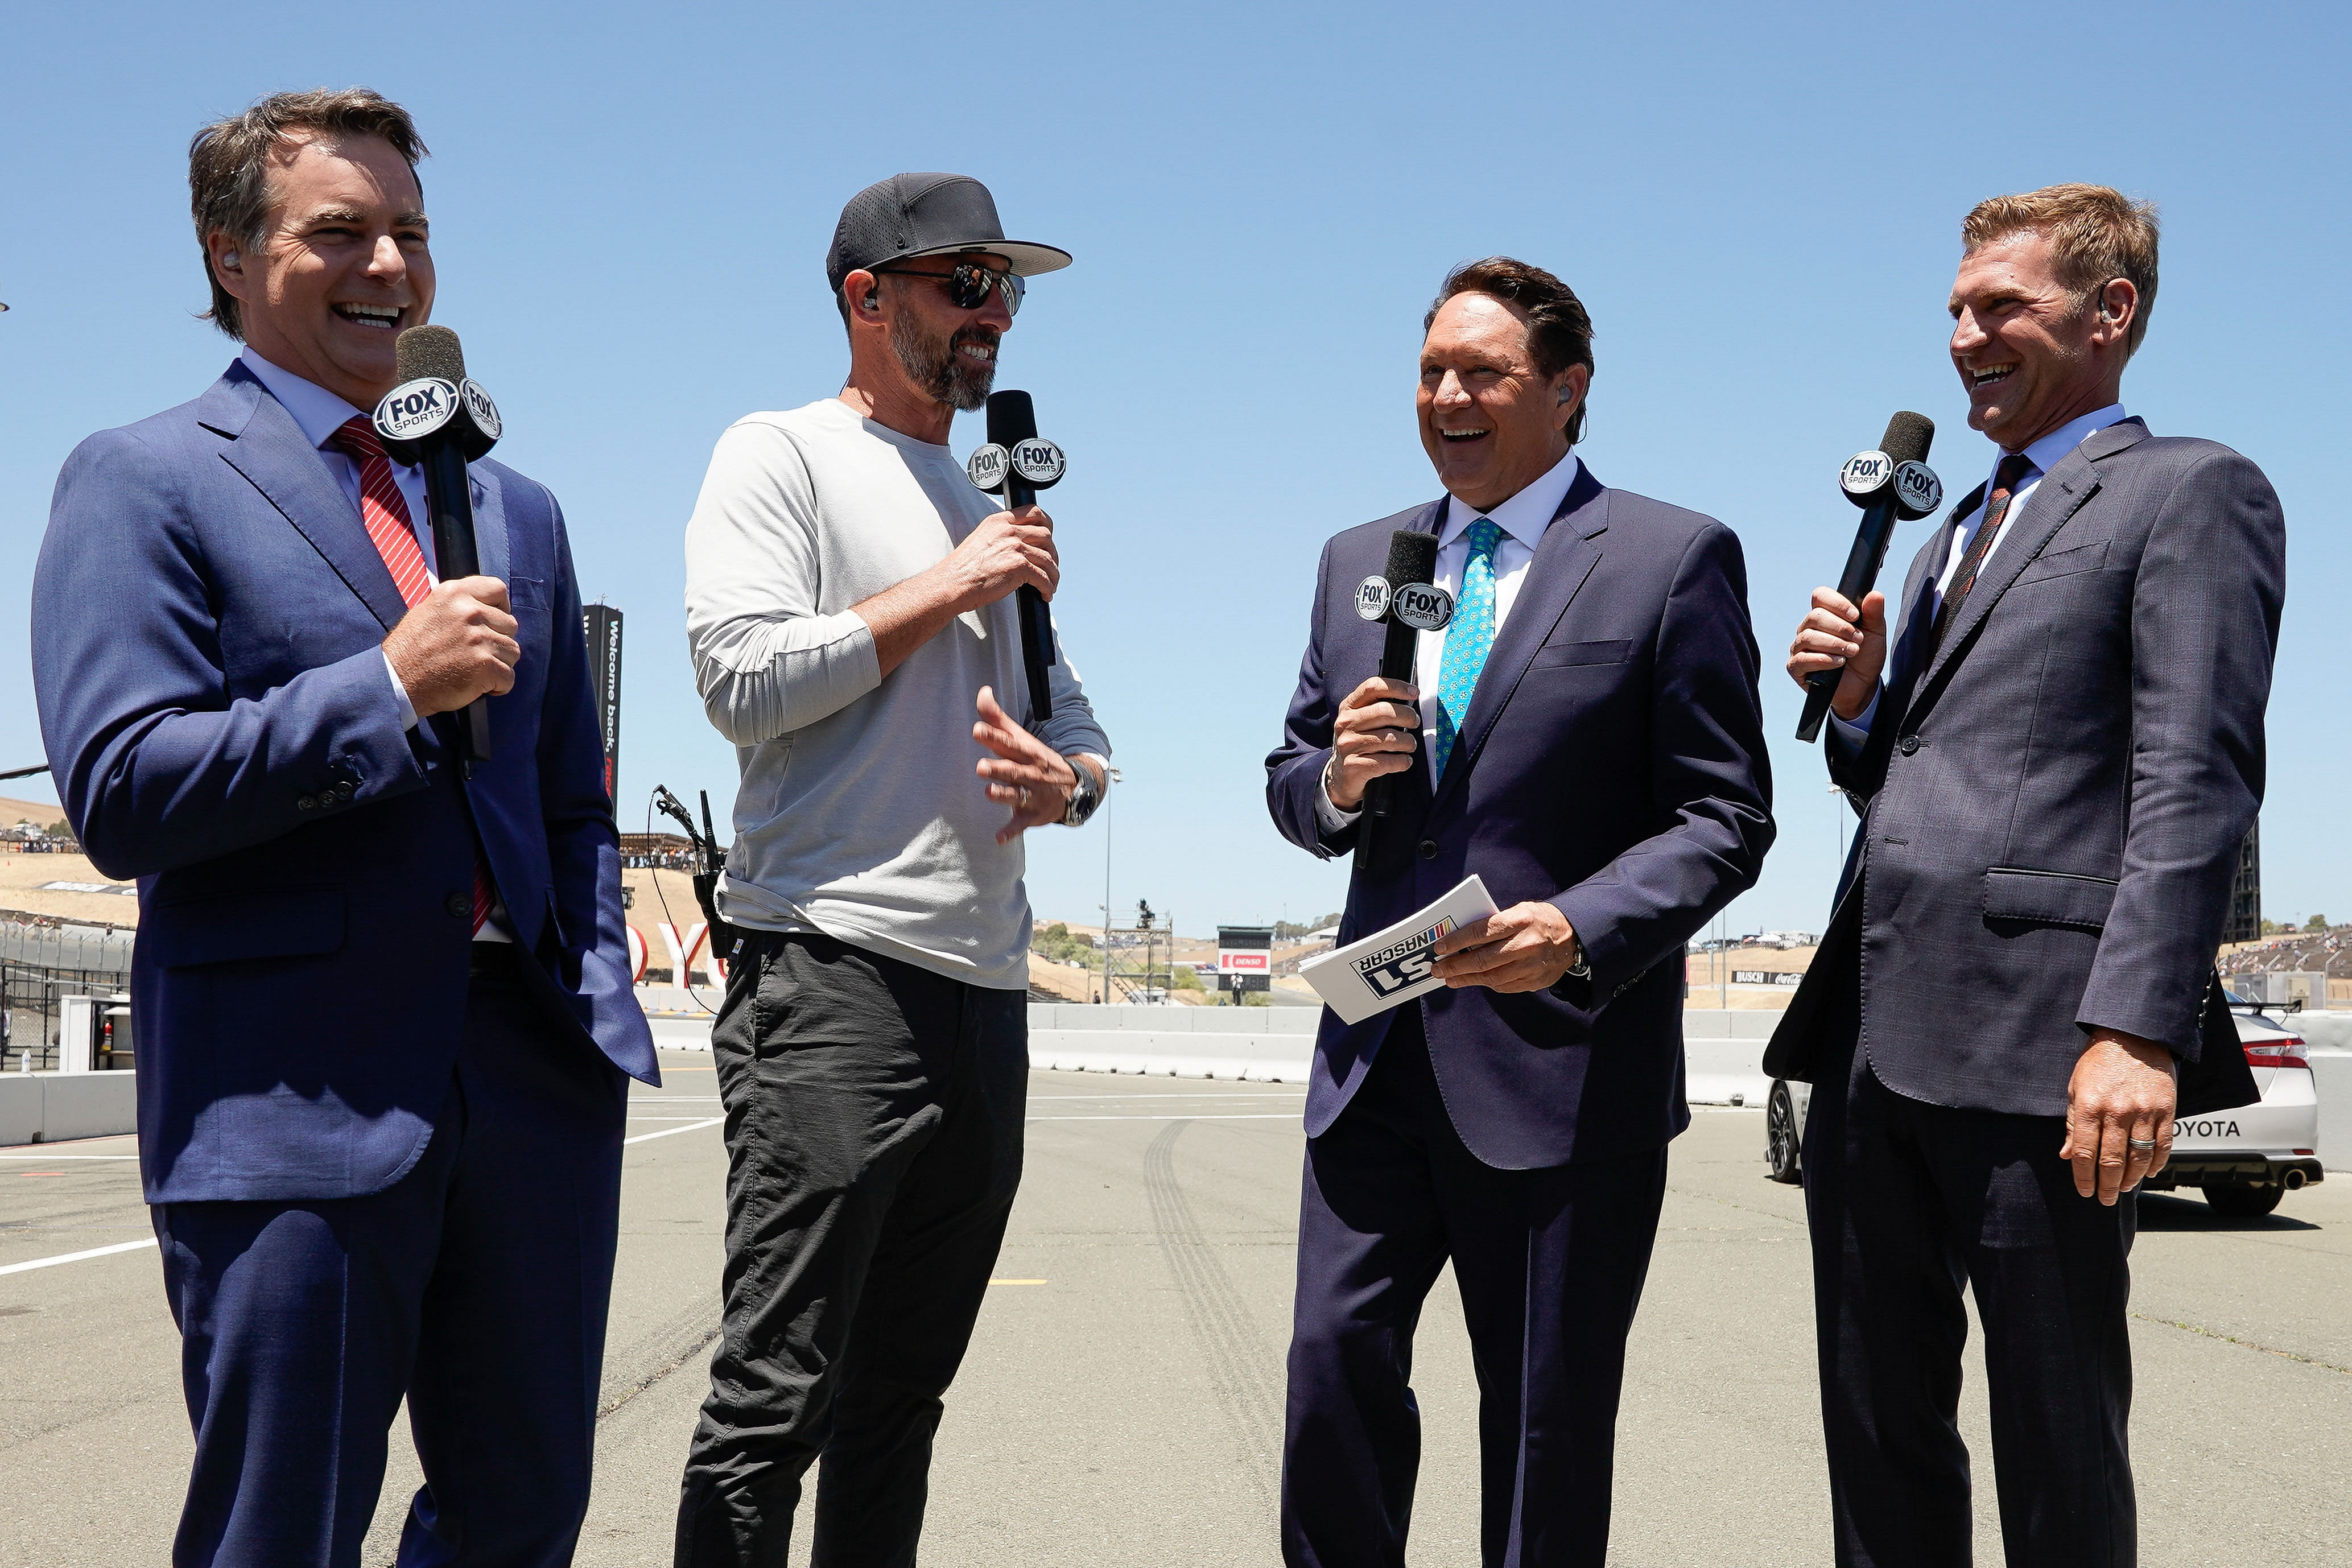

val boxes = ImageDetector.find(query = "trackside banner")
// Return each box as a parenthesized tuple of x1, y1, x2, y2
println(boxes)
(1298, 875, 1500, 1025)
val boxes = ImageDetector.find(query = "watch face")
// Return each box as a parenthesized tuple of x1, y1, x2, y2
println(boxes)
(1063, 770, 1099, 826)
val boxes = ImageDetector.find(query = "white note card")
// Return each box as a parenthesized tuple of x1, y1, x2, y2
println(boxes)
(1298, 875, 1500, 1026)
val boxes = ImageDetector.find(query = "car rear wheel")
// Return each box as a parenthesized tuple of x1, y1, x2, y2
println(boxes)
(1765, 1080, 1802, 1185)
(2204, 1183, 2285, 1217)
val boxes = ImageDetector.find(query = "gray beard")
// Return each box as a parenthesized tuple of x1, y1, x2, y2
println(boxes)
(892, 319, 997, 411)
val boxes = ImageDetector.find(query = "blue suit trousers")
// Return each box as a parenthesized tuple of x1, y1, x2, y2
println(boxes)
(1281, 1009, 1668, 1568)
(153, 958, 629, 1567)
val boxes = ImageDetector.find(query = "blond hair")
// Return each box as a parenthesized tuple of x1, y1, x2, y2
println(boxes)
(1962, 183, 2160, 356)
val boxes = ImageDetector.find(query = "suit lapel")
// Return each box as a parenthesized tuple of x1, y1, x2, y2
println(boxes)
(207, 363, 409, 632)
(1427, 464, 1607, 815)
(1909, 419, 2147, 704)
(468, 464, 509, 583)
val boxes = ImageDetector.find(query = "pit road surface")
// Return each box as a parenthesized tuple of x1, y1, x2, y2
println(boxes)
(2, 1052, 2346, 1565)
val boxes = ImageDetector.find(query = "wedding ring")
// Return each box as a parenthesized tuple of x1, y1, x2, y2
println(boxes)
(2127, 1138, 2157, 1150)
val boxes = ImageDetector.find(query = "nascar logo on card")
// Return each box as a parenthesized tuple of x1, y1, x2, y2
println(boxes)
(1297, 876, 1500, 1025)
(1351, 915, 1458, 997)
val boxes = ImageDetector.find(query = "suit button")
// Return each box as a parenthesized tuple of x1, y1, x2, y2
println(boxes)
(296, 794, 317, 811)
(444, 892, 472, 918)
(333, 781, 356, 801)
(1897, 735, 1921, 756)
(1418, 839, 1439, 860)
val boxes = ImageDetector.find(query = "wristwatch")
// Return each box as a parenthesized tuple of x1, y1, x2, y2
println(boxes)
(1060, 757, 1102, 827)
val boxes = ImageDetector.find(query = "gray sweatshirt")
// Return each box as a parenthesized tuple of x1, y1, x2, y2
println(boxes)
(683, 398, 1110, 991)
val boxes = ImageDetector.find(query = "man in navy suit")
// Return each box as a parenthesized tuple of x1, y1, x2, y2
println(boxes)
(31, 89, 656, 1566)
(1266, 257, 1773, 1567)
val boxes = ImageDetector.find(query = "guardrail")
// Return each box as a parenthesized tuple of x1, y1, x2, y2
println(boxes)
(1, 920, 134, 974)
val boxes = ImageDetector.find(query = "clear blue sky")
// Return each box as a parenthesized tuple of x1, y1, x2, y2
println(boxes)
(4, 2, 2346, 938)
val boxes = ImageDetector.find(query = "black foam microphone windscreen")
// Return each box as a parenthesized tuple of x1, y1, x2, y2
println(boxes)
(1383, 530, 1438, 595)
(395, 324, 466, 386)
(1879, 410, 1934, 469)
(986, 389, 1036, 449)
(1379, 530, 1437, 680)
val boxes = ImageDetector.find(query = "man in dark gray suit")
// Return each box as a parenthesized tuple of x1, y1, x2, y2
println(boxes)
(1771, 183, 2281, 1566)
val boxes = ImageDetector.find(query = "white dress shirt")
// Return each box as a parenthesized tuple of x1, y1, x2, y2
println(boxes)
(241, 348, 512, 940)
(1831, 404, 2127, 745)
(1318, 448, 1583, 828)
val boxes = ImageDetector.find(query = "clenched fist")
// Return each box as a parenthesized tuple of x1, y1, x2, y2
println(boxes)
(1326, 676, 1422, 811)
(383, 576, 519, 718)
(1786, 586, 1888, 723)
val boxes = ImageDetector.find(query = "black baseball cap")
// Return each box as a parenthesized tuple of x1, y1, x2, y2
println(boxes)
(825, 173, 1072, 296)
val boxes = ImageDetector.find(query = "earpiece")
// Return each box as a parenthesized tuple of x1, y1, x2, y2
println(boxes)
(222, 249, 240, 266)
(864, 287, 879, 311)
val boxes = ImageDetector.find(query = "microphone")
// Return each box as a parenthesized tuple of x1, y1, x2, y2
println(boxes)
(966, 390, 1066, 723)
(1352, 530, 1453, 826)
(372, 325, 504, 773)
(1794, 411, 1942, 744)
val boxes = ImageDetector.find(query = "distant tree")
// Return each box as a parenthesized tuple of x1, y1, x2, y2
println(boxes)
(1274, 912, 1343, 940)
(1030, 922, 1095, 966)
(1172, 965, 1204, 992)
(2261, 918, 2286, 935)
(49, 820, 72, 838)
(2308, 913, 2331, 931)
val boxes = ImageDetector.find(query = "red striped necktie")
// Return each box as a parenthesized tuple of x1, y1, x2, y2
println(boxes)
(329, 416, 498, 936)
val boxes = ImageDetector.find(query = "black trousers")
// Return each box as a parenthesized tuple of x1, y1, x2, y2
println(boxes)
(1281, 1008, 1669, 1568)
(154, 949, 629, 1567)
(1803, 1018, 2138, 1567)
(675, 931, 1028, 1568)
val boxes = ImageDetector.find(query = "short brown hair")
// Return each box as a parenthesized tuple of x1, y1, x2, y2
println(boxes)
(1962, 183, 2160, 356)
(1425, 257, 1596, 445)
(189, 88, 428, 339)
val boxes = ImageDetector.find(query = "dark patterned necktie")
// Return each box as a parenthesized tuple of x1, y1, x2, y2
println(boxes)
(1927, 452, 2035, 656)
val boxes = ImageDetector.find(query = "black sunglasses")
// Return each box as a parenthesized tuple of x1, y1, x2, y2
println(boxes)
(872, 260, 1025, 317)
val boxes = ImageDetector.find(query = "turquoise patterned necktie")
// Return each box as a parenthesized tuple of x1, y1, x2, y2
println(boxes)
(1433, 518, 1503, 778)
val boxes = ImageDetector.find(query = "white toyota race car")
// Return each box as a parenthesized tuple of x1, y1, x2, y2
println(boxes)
(1763, 994, 2324, 1215)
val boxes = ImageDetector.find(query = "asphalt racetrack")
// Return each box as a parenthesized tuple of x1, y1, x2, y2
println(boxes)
(2, 1051, 2346, 1565)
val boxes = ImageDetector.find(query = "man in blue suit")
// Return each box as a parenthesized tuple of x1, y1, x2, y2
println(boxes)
(31, 89, 656, 1567)
(1266, 258, 1773, 1567)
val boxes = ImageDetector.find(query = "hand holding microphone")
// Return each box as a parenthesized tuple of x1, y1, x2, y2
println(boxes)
(383, 578, 519, 716)
(1327, 675, 1422, 811)
(1340, 531, 1454, 843)
(965, 390, 1066, 721)
(371, 325, 505, 770)
(1790, 412, 1941, 742)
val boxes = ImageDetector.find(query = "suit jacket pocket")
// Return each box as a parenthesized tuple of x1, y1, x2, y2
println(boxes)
(1528, 637, 1635, 670)
(1982, 866, 2116, 931)
(2011, 539, 2111, 586)
(148, 886, 348, 966)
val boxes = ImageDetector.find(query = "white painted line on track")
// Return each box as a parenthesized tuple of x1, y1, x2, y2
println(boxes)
(1030, 1100, 1307, 1109)
(0, 1238, 158, 1277)
(0, 1154, 140, 1161)
(1028, 1113, 1301, 1123)
(624, 1117, 724, 1145)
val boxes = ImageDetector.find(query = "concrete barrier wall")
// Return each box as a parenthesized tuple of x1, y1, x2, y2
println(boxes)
(559, 1000, 2352, 1171)
(0, 1070, 137, 1146)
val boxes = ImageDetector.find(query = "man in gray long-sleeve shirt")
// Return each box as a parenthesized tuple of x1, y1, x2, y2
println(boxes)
(674, 173, 1111, 1567)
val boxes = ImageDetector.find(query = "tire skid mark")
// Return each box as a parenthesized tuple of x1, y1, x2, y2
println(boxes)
(1144, 1120, 1284, 1508)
